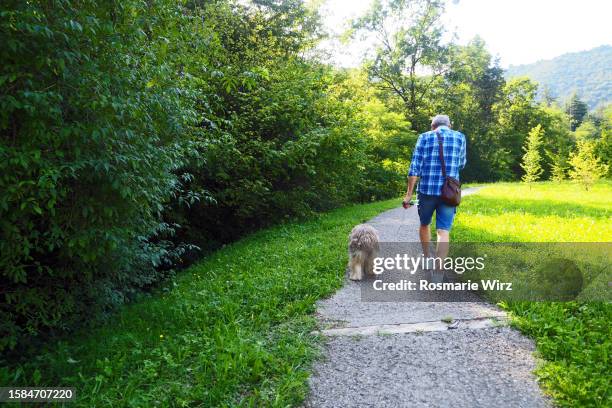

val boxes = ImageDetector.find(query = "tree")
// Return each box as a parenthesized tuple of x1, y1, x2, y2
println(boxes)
(591, 104, 612, 176)
(568, 140, 609, 190)
(493, 77, 540, 178)
(574, 119, 599, 141)
(438, 38, 505, 181)
(541, 85, 557, 107)
(536, 105, 574, 180)
(350, 0, 448, 130)
(565, 93, 588, 131)
(521, 124, 544, 183)
(546, 150, 569, 181)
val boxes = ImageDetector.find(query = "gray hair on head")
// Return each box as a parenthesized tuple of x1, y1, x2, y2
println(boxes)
(431, 114, 451, 129)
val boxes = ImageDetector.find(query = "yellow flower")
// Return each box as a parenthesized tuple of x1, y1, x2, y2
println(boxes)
(159, 334, 164, 339)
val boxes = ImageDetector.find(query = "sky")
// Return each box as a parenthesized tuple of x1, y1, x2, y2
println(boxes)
(317, 0, 612, 68)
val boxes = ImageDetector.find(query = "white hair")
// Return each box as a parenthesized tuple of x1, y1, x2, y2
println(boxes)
(431, 114, 451, 128)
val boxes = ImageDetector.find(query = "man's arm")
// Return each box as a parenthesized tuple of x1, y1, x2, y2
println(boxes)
(404, 135, 424, 207)
(404, 176, 419, 206)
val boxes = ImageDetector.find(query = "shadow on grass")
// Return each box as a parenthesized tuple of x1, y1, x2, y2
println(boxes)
(460, 196, 610, 220)
(452, 223, 526, 243)
(449, 222, 611, 302)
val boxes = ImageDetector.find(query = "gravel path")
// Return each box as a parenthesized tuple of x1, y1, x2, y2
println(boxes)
(305, 188, 550, 407)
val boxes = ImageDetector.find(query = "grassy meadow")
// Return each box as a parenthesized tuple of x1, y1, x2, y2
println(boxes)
(454, 182, 612, 242)
(452, 181, 611, 407)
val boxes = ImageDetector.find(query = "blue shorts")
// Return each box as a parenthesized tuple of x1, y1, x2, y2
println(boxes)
(417, 193, 457, 231)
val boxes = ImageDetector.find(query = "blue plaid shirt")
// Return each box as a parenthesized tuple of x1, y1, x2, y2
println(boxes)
(408, 126, 466, 196)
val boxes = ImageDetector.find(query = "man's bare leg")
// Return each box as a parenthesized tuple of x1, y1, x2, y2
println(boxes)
(419, 225, 431, 258)
(436, 229, 450, 260)
(435, 229, 453, 281)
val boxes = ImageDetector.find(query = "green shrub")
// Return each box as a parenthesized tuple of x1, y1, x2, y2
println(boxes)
(0, 0, 197, 351)
(0, 0, 402, 351)
(166, 3, 403, 250)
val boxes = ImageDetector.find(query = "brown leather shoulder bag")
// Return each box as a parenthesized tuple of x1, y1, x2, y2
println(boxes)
(436, 132, 461, 206)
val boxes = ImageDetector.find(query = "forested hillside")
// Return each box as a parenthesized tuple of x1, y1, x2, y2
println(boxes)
(506, 45, 612, 109)
(1, 0, 611, 352)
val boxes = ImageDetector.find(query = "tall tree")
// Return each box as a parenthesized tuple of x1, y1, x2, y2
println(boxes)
(436, 38, 505, 181)
(492, 77, 541, 178)
(350, 0, 448, 130)
(565, 92, 588, 131)
(537, 105, 574, 180)
(521, 124, 544, 183)
(593, 104, 612, 176)
(541, 85, 557, 107)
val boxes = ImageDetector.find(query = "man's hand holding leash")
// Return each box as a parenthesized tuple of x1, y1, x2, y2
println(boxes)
(402, 195, 418, 209)
(403, 175, 419, 209)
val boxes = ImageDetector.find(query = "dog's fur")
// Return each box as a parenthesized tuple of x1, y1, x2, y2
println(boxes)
(348, 224, 380, 281)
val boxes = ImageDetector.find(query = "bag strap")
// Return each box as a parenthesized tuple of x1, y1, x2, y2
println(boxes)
(436, 131, 447, 178)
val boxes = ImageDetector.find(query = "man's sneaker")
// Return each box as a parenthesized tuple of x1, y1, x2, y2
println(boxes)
(430, 269, 445, 283)
(422, 257, 437, 272)
(443, 270, 459, 283)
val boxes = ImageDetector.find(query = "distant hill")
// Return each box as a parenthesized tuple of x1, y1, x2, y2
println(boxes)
(505, 45, 612, 110)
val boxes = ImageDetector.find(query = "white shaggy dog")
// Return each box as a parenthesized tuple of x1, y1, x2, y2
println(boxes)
(348, 224, 380, 281)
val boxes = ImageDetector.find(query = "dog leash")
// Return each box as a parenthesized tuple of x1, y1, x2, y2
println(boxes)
(397, 180, 418, 241)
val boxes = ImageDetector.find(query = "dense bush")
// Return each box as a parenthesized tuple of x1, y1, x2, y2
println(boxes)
(0, 0, 203, 351)
(165, 1, 404, 249)
(0, 0, 402, 351)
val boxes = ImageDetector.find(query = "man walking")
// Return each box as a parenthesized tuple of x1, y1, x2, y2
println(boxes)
(403, 115, 466, 277)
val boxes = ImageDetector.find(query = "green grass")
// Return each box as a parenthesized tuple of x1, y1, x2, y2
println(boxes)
(455, 181, 612, 242)
(3, 182, 610, 407)
(1, 198, 399, 407)
(453, 181, 612, 407)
